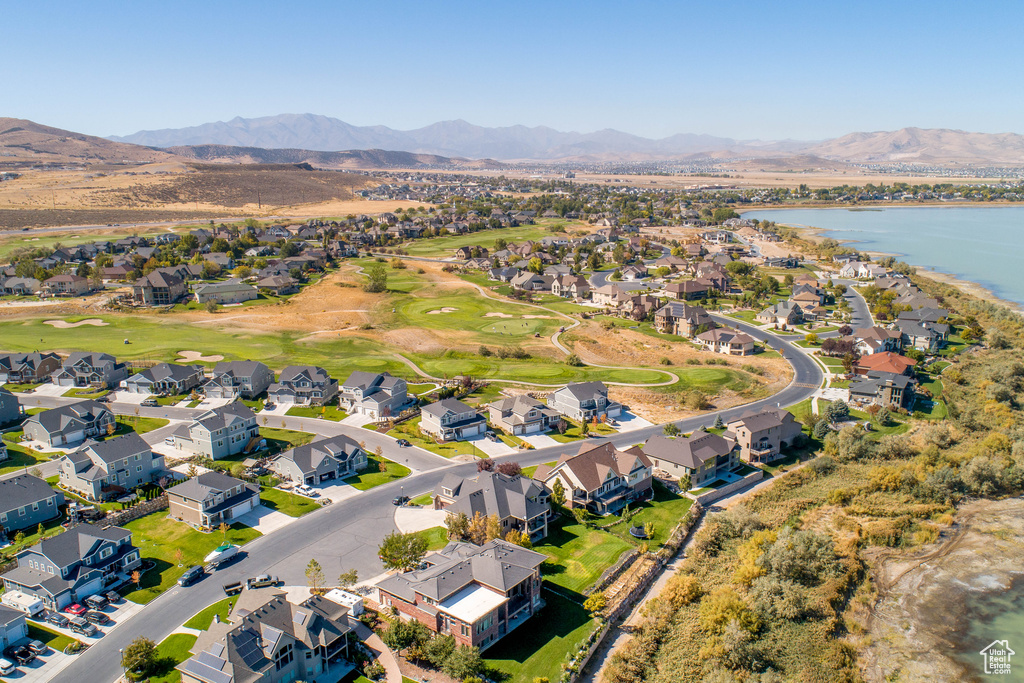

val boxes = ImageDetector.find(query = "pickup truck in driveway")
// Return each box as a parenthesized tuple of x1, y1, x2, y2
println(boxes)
(246, 574, 281, 589)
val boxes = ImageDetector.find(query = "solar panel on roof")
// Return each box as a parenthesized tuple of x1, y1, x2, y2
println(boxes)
(234, 632, 265, 669)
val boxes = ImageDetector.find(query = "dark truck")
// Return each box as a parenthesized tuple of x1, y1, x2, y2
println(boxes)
(222, 580, 244, 596)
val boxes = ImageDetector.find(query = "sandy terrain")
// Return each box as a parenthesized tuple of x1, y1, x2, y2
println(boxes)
(426, 307, 458, 314)
(177, 351, 225, 362)
(484, 312, 513, 318)
(43, 318, 109, 328)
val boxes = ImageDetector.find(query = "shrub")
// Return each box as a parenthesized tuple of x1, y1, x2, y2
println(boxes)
(478, 345, 492, 357)
(659, 357, 672, 366)
(566, 353, 584, 366)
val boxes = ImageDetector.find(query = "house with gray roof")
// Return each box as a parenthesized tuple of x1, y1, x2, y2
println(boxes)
(22, 400, 116, 447)
(420, 398, 487, 441)
(52, 351, 129, 389)
(58, 433, 163, 502)
(0, 352, 61, 384)
(0, 605, 28, 651)
(723, 407, 803, 465)
(756, 301, 803, 326)
(654, 302, 715, 337)
(193, 279, 258, 305)
(202, 361, 273, 400)
(0, 386, 21, 426)
(337, 371, 412, 419)
(375, 539, 545, 651)
(267, 366, 338, 406)
(122, 362, 205, 396)
(177, 588, 352, 683)
(133, 270, 187, 305)
(487, 395, 561, 436)
(1, 277, 41, 295)
(1, 523, 140, 611)
(849, 372, 915, 409)
(546, 381, 621, 423)
(167, 471, 259, 529)
(434, 471, 550, 541)
(643, 431, 738, 486)
(270, 435, 367, 486)
(894, 319, 949, 352)
(0, 475, 64, 534)
(171, 403, 260, 460)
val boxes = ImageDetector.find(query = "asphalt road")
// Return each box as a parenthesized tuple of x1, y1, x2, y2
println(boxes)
(43, 322, 823, 683)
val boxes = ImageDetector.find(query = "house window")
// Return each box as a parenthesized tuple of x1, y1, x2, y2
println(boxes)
(100, 547, 113, 560)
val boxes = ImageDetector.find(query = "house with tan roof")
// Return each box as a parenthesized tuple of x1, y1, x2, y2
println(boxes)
(534, 441, 652, 514)
(696, 328, 756, 356)
(643, 431, 739, 486)
(487, 395, 561, 435)
(723, 407, 803, 464)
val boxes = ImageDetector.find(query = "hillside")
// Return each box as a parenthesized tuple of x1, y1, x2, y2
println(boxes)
(165, 144, 502, 170)
(806, 127, 1024, 164)
(0, 117, 176, 166)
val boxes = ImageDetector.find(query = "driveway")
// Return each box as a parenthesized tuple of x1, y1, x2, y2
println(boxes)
(192, 397, 232, 409)
(612, 412, 654, 432)
(108, 391, 151, 405)
(394, 505, 448, 533)
(468, 436, 515, 457)
(522, 433, 560, 448)
(234, 504, 296, 535)
(814, 387, 850, 403)
(258, 402, 291, 416)
(314, 479, 363, 504)
(25, 383, 69, 398)
(340, 413, 376, 427)
(12, 648, 73, 683)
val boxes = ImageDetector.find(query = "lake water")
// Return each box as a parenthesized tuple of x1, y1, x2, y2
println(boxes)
(744, 206, 1024, 307)
(949, 575, 1024, 681)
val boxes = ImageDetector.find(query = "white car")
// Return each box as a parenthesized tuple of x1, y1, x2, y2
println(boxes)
(295, 485, 319, 498)
(164, 437, 175, 445)
(0, 658, 15, 675)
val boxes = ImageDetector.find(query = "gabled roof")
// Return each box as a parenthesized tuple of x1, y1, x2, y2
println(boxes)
(169, 471, 250, 503)
(541, 441, 651, 493)
(26, 400, 111, 434)
(277, 365, 333, 384)
(0, 474, 59, 514)
(67, 431, 150, 466)
(855, 351, 917, 375)
(554, 381, 608, 402)
(275, 435, 363, 474)
(191, 403, 257, 431)
(211, 360, 269, 379)
(421, 398, 476, 418)
(725, 406, 796, 434)
(30, 523, 131, 569)
(643, 432, 735, 469)
(438, 471, 548, 522)
(132, 362, 201, 384)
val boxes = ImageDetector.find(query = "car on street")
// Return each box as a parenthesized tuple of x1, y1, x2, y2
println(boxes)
(246, 574, 280, 589)
(46, 612, 70, 628)
(26, 640, 48, 656)
(64, 603, 87, 616)
(85, 610, 110, 625)
(178, 565, 205, 587)
(392, 495, 410, 506)
(0, 657, 15, 675)
(4, 645, 35, 666)
(141, 398, 159, 407)
(396, 439, 411, 447)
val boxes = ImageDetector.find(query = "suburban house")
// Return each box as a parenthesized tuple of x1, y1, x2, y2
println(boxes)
(510, 271, 551, 291)
(487, 395, 562, 435)
(420, 398, 487, 441)
(41, 274, 91, 297)
(267, 365, 338, 406)
(546, 382, 621, 423)
(849, 372, 915, 409)
(849, 326, 903, 355)
(433, 470, 551, 542)
(270, 435, 367, 486)
(643, 431, 739, 486)
(375, 539, 545, 651)
(171, 403, 261, 460)
(0, 605, 28, 651)
(1, 277, 40, 295)
(696, 328, 757, 356)
(59, 433, 163, 502)
(133, 271, 188, 305)
(202, 361, 274, 399)
(664, 281, 710, 301)
(257, 274, 299, 295)
(177, 589, 352, 683)
(534, 441, 653, 515)
(0, 386, 21, 426)
(22, 400, 116, 447)
(895, 319, 949, 352)
(193, 279, 259, 305)
(0, 523, 141, 610)
(592, 284, 632, 307)
(0, 352, 62, 384)
(756, 301, 803, 326)
(654, 302, 715, 337)
(551, 274, 590, 298)
(167, 471, 259, 529)
(122, 362, 205, 396)
(52, 351, 129, 389)
(0, 475, 64, 534)
(723, 407, 803, 464)
(338, 371, 412, 419)
(854, 351, 917, 377)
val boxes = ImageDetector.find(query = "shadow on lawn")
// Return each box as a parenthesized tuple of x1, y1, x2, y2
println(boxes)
(483, 589, 591, 677)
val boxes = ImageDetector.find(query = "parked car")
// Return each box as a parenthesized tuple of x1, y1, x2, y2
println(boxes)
(396, 439, 411, 447)
(392, 495, 410, 507)
(46, 612, 70, 628)
(68, 616, 97, 636)
(164, 436, 175, 445)
(141, 398, 159, 407)
(105, 590, 121, 604)
(26, 640, 48, 655)
(85, 610, 110, 625)
(263, 402, 275, 409)
(3, 645, 34, 666)
(295, 485, 319, 498)
(178, 565, 205, 587)
(64, 603, 87, 616)
(84, 594, 108, 610)
(0, 657, 15, 676)
(485, 430, 498, 441)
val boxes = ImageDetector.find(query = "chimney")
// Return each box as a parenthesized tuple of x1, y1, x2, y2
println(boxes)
(213, 614, 220, 624)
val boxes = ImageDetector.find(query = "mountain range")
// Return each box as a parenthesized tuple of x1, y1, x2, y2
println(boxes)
(109, 114, 1024, 164)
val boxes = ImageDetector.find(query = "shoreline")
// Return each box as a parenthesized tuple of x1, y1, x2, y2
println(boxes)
(737, 200, 1022, 214)
(743, 206, 1024, 314)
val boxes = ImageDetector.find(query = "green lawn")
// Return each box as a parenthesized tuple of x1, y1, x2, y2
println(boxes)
(116, 416, 170, 434)
(483, 589, 597, 683)
(250, 427, 316, 460)
(2, 513, 69, 551)
(413, 526, 449, 551)
(386, 418, 482, 458)
(0, 382, 42, 392)
(343, 454, 411, 490)
(409, 492, 434, 506)
(405, 382, 437, 396)
(122, 515, 261, 604)
(260, 487, 322, 517)
(155, 394, 189, 406)
(62, 387, 110, 399)
(149, 633, 199, 683)
(27, 623, 74, 653)
(183, 596, 235, 630)
(604, 483, 693, 548)
(0, 440, 51, 475)
(534, 517, 632, 595)
(548, 422, 616, 443)
(284, 405, 348, 421)
(785, 398, 814, 424)
(401, 224, 564, 257)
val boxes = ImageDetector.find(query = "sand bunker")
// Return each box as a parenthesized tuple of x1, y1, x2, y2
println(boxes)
(484, 312, 514, 318)
(522, 315, 553, 319)
(44, 318, 109, 328)
(176, 350, 225, 362)
(427, 307, 458, 314)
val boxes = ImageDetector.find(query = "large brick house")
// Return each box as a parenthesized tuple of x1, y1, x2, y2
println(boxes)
(654, 302, 715, 337)
(375, 540, 545, 651)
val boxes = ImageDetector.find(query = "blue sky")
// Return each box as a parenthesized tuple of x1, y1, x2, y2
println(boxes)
(5, 0, 1023, 140)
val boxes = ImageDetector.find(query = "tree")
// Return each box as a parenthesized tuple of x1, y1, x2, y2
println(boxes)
(476, 458, 495, 472)
(306, 558, 325, 594)
(205, 300, 220, 314)
(712, 207, 739, 223)
(219, 521, 229, 539)
(467, 512, 489, 545)
(551, 479, 565, 507)
(583, 591, 607, 614)
(485, 514, 503, 542)
(504, 529, 532, 548)
(445, 511, 470, 540)
(663, 422, 680, 436)
(421, 634, 456, 669)
(679, 474, 692, 490)
(495, 461, 521, 476)
(442, 645, 484, 680)
(122, 636, 158, 677)
(805, 332, 819, 345)
(714, 414, 724, 429)
(131, 569, 141, 588)
(338, 568, 358, 589)
(364, 263, 388, 293)
(186, 463, 198, 478)
(823, 399, 850, 424)
(14, 530, 25, 545)
(527, 257, 543, 274)
(174, 547, 184, 567)
(378, 531, 428, 572)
